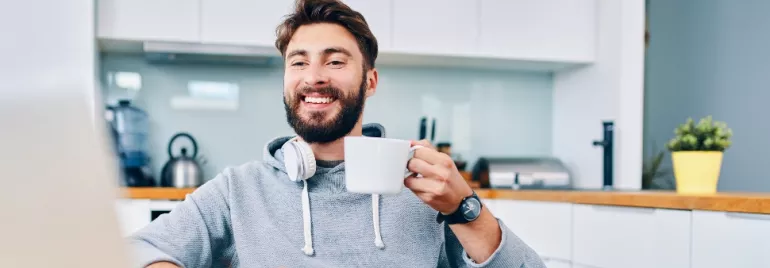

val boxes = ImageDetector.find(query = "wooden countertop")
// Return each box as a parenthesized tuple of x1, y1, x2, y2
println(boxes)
(122, 187, 196, 200)
(475, 189, 770, 214)
(121, 186, 770, 215)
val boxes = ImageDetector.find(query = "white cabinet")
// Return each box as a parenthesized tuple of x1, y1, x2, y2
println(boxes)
(478, 0, 596, 62)
(391, 0, 478, 56)
(543, 258, 572, 268)
(97, 0, 200, 42)
(489, 200, 572, 262)
(114, 199, 183, 237)
(691, 210, 770, 268)
(114, 199, 151, 237)
(342, 0, 393, 51)
(200, 0, 294, 48)
(572, 204, 691, 268)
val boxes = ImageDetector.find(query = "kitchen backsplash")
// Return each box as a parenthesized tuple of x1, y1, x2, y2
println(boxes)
(99, 53, 554, 181)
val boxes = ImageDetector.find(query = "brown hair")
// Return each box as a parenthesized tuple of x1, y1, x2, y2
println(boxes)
(275, 0, 378, 70)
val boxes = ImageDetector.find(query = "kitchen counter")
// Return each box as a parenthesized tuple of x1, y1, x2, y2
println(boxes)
(122, 186, 770, 215)
(123, 187, 196, 200)
(475, 189, 770, 214)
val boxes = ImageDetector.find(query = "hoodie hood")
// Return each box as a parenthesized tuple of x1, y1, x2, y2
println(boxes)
(261, 135, 386, 255)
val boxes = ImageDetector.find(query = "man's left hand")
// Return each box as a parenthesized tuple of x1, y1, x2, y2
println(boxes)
(404, 139, 474, 214)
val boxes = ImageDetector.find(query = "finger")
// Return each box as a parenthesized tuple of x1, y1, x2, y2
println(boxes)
(411, 139, 435, 150)
(404, 175, 446, 194)
(413, 147, 455, 168)
(407, 158, 452, 182)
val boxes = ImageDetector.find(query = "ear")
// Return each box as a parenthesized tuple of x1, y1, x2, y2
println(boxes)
(365, 68, 378, 98)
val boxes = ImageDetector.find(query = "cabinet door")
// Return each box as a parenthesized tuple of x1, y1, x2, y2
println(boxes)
(493, 200, 572, 261)
(691, 210, 770, 268)
(342, 0, 393, 52)
(572, 204, 691, 268)
(478, 0, 596, 62)
(543, 258, 572, 268)
(97, 0, 200, 42)
(200, 0, 294, 48)
(114, 199, 151, 237)
(392, 0, 478, 56)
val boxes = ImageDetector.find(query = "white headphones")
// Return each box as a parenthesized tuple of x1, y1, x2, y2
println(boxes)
(281, 123, 386, 182)
(282, 137, 316, 182)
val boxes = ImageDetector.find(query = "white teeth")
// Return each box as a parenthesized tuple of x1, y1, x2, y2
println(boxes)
(305, 96, 333, 104)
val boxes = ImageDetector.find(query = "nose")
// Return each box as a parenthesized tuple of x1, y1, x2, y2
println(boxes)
(303, 64, 330, 87)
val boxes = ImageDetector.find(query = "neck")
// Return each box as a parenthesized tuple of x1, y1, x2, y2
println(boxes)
(308, 125, 362, 161)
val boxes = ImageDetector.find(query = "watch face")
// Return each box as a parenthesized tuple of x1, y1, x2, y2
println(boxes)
(461, 198, 482, 221)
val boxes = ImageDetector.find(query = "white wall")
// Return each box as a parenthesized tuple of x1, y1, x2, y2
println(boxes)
(552, 0, 646, 190)
(645, 0, 770, 192)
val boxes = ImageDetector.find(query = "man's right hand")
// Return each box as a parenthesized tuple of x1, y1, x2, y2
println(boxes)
(146, 262, 180, 268)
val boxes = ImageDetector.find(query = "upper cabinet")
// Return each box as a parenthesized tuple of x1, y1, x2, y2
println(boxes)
(96, 0, 598, 71)
(391, 0, 478, 56)
(342, 0, 394, 52)
(478, 0, 596, 63)
(200, 0, 294, 48)
(97, 0, 200, 43)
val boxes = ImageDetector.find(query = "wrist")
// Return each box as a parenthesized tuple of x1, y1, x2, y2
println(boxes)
(437, 190, 482, 225)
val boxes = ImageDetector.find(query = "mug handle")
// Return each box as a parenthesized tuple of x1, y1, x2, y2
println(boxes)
(404, 145, 425, 178)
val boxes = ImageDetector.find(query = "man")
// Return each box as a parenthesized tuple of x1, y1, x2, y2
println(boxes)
(130, 0, 545, 267)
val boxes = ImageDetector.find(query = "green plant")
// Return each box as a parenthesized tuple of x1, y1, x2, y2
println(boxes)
(642, 142, 674, 190)
(666, 116, 733, 152)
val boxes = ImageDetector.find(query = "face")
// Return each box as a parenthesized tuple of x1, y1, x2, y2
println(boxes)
(283, 23, 377, 144)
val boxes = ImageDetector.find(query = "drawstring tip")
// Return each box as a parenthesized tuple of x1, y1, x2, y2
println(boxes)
(375, 239, 385, 249)
(302, 245, 314, 256)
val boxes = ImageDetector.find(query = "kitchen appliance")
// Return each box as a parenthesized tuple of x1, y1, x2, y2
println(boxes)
(160, 132, 203, 188)
(105, 100, 155, 187)
(592, 121, 614, 190)
(471, 157, 571, 189)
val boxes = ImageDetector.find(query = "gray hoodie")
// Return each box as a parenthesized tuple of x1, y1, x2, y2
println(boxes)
(127, 136, 546, 268)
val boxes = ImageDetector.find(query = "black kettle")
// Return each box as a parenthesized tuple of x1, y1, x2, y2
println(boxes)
(160, 132, 204, 188)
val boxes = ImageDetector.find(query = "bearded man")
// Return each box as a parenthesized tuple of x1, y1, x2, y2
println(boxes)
(127, 0, 545, 267)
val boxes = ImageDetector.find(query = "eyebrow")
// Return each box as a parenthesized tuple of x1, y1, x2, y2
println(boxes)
(324, 47, 352, 57)
(286, 49, 307, 59)
(286, 47, 352, 59)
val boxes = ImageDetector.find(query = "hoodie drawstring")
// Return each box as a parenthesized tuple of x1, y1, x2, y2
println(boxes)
(301, 180, 314, 256)
(372, 194, 385, 249)
(299, 185, 385, 256)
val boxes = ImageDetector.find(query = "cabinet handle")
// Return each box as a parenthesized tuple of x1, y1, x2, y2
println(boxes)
(541, 256, 571, 263)
(590, 204, 656, 214)
(726, 212, 770, 221)
(571, 261, 603, 268)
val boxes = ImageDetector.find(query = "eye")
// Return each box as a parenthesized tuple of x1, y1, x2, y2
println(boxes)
(328, 60, 345, 67)
(291, 61, 307, 67)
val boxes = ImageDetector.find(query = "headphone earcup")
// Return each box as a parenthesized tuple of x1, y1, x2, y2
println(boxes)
(294, 140, 316, 180)
(282, 138, 316, 181)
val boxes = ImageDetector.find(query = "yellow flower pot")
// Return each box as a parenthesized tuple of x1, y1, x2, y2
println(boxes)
(671, 151, 723, 194)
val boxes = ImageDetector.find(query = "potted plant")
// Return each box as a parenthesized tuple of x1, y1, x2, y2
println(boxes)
(666, 116, 732, 194)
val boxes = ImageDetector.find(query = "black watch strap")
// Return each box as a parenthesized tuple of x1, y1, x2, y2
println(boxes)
(436, 191, 483, 225)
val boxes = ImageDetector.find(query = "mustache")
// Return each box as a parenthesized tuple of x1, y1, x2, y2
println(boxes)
(295, 86, 343, 100)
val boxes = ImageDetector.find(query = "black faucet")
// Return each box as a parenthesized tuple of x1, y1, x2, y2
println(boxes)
(592, 121, 614, 190)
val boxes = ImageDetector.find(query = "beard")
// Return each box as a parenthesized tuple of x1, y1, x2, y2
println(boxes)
(284, 75, 367, 144)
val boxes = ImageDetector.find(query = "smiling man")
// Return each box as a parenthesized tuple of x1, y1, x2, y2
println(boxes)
(129, 0, 545, 267)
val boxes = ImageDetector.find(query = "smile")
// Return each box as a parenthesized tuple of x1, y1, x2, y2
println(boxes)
(303, 96, 335, 104)
(300, 93, 338, 109)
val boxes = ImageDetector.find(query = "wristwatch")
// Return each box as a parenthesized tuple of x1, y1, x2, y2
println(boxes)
(436, 191, 483, 225)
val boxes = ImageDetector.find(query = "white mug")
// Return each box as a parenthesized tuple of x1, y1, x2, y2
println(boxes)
(344, 136, 422, 194)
